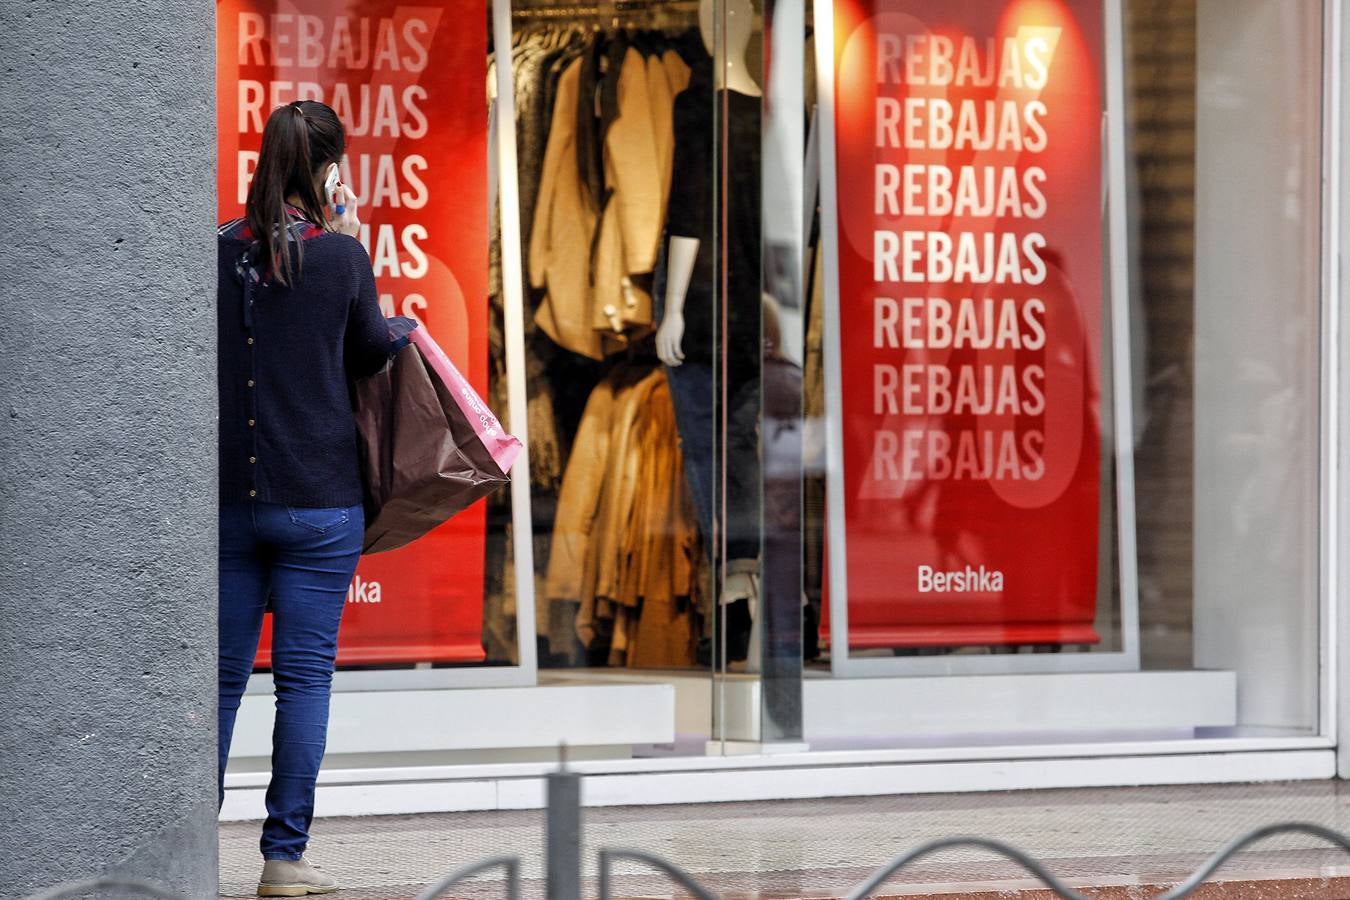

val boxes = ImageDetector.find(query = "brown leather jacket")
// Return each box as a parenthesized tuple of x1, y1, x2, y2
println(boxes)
(545, 367, 701, 667)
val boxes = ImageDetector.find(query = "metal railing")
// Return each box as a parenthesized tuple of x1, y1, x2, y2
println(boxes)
(840, 823, 1350, 900)
(598, 848, 719, 900)
(27, 768, 1350, 900)
(415, 855, 523, 900)
(595, 822, 1350, 900)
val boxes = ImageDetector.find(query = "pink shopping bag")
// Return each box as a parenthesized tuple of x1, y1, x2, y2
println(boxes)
(355, 319, 523, 554)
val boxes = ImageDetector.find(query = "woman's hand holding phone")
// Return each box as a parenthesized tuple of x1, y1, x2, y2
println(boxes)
(328, 184, 361, 238)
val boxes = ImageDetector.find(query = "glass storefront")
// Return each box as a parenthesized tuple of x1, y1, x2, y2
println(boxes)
(218, 0, 1338, 805)
(1132, 0, 1324, 733)
(805, 0, 1327, 745)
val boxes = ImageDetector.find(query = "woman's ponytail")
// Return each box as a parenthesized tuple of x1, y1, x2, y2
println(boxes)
(245, 100, 346, 286)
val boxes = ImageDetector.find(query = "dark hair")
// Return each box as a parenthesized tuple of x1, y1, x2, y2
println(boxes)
(246, 100, 345, 286)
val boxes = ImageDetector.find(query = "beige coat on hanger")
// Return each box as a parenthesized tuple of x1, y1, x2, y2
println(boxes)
(531, 44, 690, 359)
(530, 56, 603, 359)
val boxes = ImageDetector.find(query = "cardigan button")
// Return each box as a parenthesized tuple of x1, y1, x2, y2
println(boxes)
(247, 337, 255, 345)
(247, 380, 255, 388)
(249, 490, 257, 498)
(248, 419, 255, 427)
(249, 457, 256, 464)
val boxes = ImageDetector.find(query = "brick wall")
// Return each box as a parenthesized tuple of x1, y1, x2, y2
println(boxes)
(1125, 0, 1197, 667)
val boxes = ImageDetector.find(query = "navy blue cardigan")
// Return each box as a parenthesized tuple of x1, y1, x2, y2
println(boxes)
(217, 216, 391, 509)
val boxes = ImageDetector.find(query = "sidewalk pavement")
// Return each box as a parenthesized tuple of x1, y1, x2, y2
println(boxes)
(220, 780, 1350, 899)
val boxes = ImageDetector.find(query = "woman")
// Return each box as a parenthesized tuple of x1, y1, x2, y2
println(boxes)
(217, 100, 390, 897)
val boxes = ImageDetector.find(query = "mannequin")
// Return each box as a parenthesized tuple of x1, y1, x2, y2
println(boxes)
(701, 0, 762, 96)
(659, 0, 762, 666)
(656, 0, 760, 370)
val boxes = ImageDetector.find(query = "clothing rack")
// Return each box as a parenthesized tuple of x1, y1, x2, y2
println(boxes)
(510, 0, 700, 22)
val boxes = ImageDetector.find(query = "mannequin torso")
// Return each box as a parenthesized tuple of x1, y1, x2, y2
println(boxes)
(657, 0, 761, 367)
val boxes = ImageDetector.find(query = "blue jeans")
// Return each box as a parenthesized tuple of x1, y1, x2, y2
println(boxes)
(218, 501, 363, 860)
(665, 361, 761, 562)
(665, 362, 715, 557)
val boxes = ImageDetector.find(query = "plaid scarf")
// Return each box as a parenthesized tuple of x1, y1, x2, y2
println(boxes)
(220, 205, 328, 329)
(219, 204, 327, 289)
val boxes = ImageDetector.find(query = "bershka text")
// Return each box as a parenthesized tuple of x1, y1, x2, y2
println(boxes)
(917, 565, 1004, 593)
(347, 574, 383, 603)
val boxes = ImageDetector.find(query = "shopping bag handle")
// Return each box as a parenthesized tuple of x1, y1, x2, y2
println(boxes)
(387, 316, 420, 354)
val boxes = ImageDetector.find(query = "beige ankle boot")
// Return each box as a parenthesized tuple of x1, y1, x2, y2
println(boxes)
(257, 856, 339, 896)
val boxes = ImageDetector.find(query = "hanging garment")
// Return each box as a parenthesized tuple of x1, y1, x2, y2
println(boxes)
(650, 49, 692, 225)
(517, 35, 573, 285)
(483, 30, 580, 662)
(499, 26, 708, 666)
(589, 43, 694, 350)
(531, 53, 604, 359)
(545, 366, 702, 667)
(615, 374, 701, 667)
(546, 368, 621, 614)
(533, 33, 691, 360)
(589, 40, 663, 347)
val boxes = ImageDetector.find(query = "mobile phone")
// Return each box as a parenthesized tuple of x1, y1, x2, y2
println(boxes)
(323, 163, 345, 215)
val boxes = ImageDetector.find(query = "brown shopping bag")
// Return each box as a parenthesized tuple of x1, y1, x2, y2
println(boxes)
(355, 317, 522, 554)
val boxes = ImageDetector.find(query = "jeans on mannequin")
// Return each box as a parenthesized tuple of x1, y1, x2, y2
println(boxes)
(665, 360, 761, 663)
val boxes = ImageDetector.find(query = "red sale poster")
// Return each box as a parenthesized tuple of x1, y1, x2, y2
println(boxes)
(216, 1, 489, 664)
(824, 0, 1104, 649)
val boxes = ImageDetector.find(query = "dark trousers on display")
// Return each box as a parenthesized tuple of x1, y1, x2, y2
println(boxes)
(664, 361, 761, 563)
(666, 361, 761, 662)
(218, 501, 363, 860)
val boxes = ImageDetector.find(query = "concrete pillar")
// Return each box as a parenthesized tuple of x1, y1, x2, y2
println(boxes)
(0, 3, 218, 897)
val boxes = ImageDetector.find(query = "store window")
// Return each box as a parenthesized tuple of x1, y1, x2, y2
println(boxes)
(216, 1, 511, 673)
(216, 0, 780, 774)
(506, 0, 792, 752)
(1137, 0, 1324, 730)
(512, 3, 719, 674)
(809, 0, 1327, 744)
(218, 0, 1329, 782)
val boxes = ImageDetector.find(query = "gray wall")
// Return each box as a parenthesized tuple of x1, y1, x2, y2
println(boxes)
(0, 2, 218, 897)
